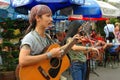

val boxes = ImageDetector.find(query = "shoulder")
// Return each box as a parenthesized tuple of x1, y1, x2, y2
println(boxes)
(23, 31, 34, 41)
(104, 25, 107, 29)
(108, 24, 114, 27)
(21, 31, 35, 46)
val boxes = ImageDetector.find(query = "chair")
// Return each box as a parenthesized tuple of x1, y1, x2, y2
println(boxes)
(104, 45, 119, 68)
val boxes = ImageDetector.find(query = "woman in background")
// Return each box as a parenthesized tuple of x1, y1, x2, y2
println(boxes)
(114, 22, 120, 42)
(62, 20, 99, 80)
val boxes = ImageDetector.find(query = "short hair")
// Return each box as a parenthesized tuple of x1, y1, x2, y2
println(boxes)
(106, 19, 110, 24)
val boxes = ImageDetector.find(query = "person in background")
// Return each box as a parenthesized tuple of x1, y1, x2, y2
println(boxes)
(18, 4, 65, 80)
(114, 22, 120, 42)
(62, 20, 99, 80)
(55, 31, 66, 45)
(104, 19, 115, 42)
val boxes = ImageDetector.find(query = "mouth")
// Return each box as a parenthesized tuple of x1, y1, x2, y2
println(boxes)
(48, 22, 53, 26)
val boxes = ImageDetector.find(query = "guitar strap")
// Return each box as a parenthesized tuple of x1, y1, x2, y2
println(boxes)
(45, 33, 55, 44)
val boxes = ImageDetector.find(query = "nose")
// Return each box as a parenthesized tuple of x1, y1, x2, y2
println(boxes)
(50, 17, 53, 22)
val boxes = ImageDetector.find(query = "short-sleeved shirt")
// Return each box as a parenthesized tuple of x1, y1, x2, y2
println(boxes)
(104, 24, 115, 38)
(21, 30, 51, 55)
(67, 38, 86, 62)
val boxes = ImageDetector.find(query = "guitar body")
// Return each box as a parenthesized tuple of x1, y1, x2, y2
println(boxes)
(19, 43, 70, 80)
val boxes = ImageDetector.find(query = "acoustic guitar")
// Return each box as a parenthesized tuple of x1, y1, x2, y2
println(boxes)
(19, 38, 77, 80)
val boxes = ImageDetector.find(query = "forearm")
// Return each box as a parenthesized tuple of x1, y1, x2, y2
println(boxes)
(19, 49, 48, 67)
(72, 45, 92, 52)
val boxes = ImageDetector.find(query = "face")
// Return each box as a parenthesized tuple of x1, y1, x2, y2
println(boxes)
(115, 26, 120, 31)
(37, 13, 53, 28)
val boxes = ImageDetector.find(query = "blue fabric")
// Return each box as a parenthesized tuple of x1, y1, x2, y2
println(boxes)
(108, 45, 119, 53)
(73, 0, 102, 18)
(36, 0, 68, 3)
(10, 0, 85, 14)
(70, 62, 87, 80)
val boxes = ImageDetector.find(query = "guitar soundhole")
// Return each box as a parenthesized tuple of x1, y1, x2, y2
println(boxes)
(50, 58, 60, 68)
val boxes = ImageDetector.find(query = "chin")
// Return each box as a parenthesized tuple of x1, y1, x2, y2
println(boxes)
(48, 24, 53, 27)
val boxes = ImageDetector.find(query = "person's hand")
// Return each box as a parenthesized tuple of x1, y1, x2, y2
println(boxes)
(49, 48, 64, 58)
(91, 47, 100, 57)
(73, 34, 84, 43)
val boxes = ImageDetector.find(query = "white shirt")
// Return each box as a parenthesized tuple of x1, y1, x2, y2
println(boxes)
(104, 24, 115, 38)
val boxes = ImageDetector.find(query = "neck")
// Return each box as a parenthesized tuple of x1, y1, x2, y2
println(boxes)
(35, 27, 46, 37)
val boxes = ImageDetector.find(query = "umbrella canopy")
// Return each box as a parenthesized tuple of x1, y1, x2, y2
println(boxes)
(0, 0, 28, 21)
(0, 0, 10, 9)
(96, 0, 120, 17)
(10, 0, 85, 14)
(73, 0, 102, 18)
(108, 0, 120, 15)
(73, 0, 120, 18)
(108, 0, 120, 3)
(0, 6, 28, 22)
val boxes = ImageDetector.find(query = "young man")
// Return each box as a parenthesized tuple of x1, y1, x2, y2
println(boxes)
(104, 19, 115, 42)
(18, 5, 66, 80)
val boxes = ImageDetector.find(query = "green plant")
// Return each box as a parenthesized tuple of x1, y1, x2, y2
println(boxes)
(0, 42, 19, 71)
(0, 18, 24, 72)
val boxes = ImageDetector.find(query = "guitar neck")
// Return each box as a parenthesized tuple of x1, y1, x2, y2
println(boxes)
(60, 38, 77, 56)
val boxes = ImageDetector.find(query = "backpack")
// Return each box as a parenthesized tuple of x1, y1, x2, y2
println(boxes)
(108, 32, 115, 39)
(107, 26, 115, 39)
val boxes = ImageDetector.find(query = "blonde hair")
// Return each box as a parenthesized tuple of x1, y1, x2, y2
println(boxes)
(115, 22, 120, 31)
(115, 22, 120, 27)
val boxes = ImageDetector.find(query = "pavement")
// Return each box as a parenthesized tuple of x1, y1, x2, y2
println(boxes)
(61, 62, 120, 80)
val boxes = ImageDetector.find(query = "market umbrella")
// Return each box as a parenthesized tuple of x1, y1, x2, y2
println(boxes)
(0, 0, 28, 22)
(0, 0, 10, 9)
(96, 0, 120, 18)
(108, 0, 120, 15)
(0, 0, 10, 20)
(10, 0, 85, 14)
(73, 0, 120, 18)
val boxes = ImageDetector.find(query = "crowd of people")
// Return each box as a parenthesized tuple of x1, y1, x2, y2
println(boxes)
(10, 4, 120, 80)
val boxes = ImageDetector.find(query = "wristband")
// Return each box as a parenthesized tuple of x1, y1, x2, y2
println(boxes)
(46, 52, 52, 59)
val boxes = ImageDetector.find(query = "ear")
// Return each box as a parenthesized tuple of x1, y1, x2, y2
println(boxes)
(35, 15, 40, 22)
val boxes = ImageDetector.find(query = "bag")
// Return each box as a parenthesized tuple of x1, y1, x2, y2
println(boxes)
(108, 32, 115, 39)
(106, 26, 115, 39)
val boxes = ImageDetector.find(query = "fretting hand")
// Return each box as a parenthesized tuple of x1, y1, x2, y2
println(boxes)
(91, 47, 100, 57)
